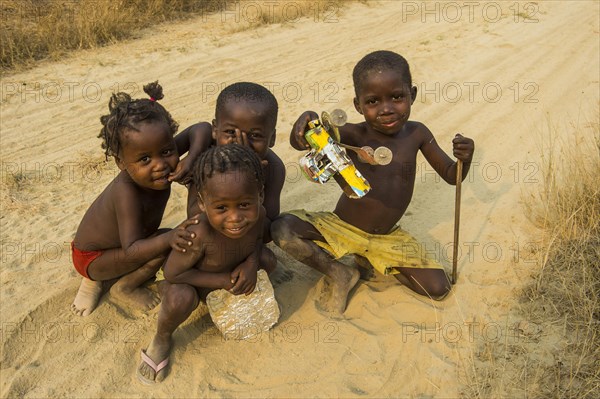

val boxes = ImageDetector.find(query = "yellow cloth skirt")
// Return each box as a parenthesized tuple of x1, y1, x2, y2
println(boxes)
(287, 210, 444, 275)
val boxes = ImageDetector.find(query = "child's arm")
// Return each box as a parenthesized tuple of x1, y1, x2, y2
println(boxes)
(289, 111, 359, 150)
(263, 152, 285, 219)
(418, 124, 474, 184)
(228, 243, 261, 295)
(169, 214, 202, 253)
(169, 122, 213, 184)
(228, 206, 268, 294)
(262, 151, 285, 242)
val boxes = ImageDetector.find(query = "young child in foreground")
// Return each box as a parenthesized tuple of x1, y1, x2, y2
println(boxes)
(70, 82, 201, 317)
(137, 144, 276, 384)
(180, 82, 286, 241)
(271, 50, 475, 316)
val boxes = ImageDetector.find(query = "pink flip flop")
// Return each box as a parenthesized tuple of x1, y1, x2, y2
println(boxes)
(137, 349, 169, 385)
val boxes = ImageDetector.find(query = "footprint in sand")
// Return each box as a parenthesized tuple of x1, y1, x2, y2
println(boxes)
(497, 43, 514, 49)
(428, 340, 459, 366)
(178, 68, 199, 79)
(1, 289, 74, 395)
(466, 268, 510, 287)
(339, 340, 384, 395)
(219, 58, 240, 68)
(349, 386, 368, 396)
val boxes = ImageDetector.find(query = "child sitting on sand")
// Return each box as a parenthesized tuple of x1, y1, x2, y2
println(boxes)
(70, 82, 201, 317)
(271, 50, 475, 316)
(180, 82, 285, 241)
(137, 144, 276, 384)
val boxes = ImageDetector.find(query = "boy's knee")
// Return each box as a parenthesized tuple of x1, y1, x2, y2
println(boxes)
(270, 215, 295, 246)
(426, 280, 451, 300)
(162, 284, 198, 312)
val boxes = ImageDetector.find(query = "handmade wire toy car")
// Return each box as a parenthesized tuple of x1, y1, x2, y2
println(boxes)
(299, 111, 372, 199)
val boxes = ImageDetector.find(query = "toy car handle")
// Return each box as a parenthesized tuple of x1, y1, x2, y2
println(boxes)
(337, 143, 377, 165)
(338, 143, 393, 166)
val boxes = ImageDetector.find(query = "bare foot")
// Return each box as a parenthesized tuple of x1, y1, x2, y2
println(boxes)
(353, 255, 375, 281)
(71, 278, 103, 316)
(137, 334, 172, 384)
(315, 263, 360, 317)
(110, 285, 160, 312)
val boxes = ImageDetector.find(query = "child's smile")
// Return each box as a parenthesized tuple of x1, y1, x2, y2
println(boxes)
(199, 170, 262, 239)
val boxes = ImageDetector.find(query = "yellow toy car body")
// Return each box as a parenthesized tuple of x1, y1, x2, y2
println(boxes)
(299, 113, 371, 199)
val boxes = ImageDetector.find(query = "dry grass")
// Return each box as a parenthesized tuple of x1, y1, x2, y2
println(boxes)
(224, 0, 364, 33)
(520, 115, 600, 398)
(0, 163, 37, 212)
(1, 0, 228, 72)
(465, 114, 600, 398)
(1, 0, 367, 73)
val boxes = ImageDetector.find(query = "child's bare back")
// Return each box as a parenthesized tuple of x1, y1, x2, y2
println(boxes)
(75, 171, 170, 250)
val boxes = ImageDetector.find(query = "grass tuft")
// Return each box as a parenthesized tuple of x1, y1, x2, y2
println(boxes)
(1, 0, 365, 73)
(0, 0, 228, 72)
(520, 116, 600, 398)
(466, 114, 600, 398)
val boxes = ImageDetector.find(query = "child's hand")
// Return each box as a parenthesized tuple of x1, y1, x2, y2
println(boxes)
(168, 155, 194, 185)
(291, 111, 319, 150)
(231, 129, 268, 167)
(169, 215, 199, 252)
(228, 252, 259, 295)
(452, 134, 475, 163)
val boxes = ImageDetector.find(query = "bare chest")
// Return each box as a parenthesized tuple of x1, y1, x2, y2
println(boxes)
(198, 235, 257, 273)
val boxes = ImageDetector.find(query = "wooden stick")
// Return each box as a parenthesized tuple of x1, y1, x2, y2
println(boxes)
(452, 159, 463, 285)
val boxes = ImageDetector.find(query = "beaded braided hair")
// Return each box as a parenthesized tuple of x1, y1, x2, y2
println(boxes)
(352, 51, 413, 97)
(193, 144, 265, 196)
(98, 81, 178, 159)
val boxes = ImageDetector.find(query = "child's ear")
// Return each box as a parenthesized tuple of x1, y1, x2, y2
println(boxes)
(353, 97, 363, 115)
(259, 188, 265, 204)
(410, 86, 418, 105)
(197, 193, 206, 213)
(211, 119, 218, 140)
(115, 156, 125, 171)
(268, 129, 276, 148)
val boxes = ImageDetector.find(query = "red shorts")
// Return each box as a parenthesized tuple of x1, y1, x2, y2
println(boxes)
(71, 241, 102, 280)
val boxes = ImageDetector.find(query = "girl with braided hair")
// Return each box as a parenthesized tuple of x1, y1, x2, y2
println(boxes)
(71, 81, 204, 317)
(137, 144, 276, 384)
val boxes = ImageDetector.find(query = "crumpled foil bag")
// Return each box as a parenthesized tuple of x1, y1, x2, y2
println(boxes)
(206, 269, 280, 340)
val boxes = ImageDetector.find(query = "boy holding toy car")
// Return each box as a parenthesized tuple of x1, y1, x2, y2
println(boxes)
(271, 50, 475, 316)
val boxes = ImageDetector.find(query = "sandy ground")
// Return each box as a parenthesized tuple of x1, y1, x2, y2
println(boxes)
(1, 1, 598, 397)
